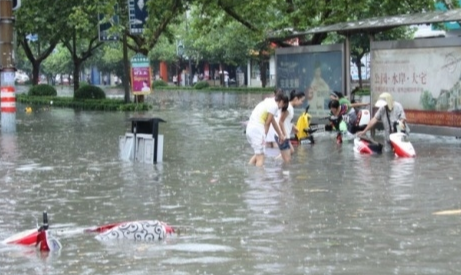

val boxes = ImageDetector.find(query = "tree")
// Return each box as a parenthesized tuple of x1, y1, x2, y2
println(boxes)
(14, 0, 72, 84)
(332, 0, 435, 87)
(61, 1, 120, 92)
(192, 0, 436, 87)
(42, 45, 73, 84)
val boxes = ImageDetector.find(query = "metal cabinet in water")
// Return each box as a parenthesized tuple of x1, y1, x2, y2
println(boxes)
(119, 117, 166, 163)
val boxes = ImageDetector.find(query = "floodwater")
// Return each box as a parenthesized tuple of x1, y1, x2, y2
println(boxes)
(1, 90, 461, 275)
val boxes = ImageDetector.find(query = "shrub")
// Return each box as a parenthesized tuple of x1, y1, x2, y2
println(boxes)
(28, 84, 57, 96)
(74, 85, 106, 100)
(79, 81, 90, 87)
(153, 79, 167, 87)
(194, 81, 210, 90)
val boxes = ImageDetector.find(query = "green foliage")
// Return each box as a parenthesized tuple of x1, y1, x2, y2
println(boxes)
(17, 94, 152, 111)
(153, 79, 168, 87)
(79, 81, 90, 87)
(28, 84, 57, 96)
(188, 11, 256, 65)
(74, 85, 106, 100)
(42, 45, 73, 79)
(148, 35, 180, 62)
(155, 85, 274, 93)
(193, 81, 210, 89)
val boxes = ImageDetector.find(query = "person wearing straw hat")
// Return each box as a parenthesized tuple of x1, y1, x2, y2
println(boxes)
(357, 92, 408, 151)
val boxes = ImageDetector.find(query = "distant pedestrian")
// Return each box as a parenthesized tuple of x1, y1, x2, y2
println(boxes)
(224, 73, 229, 87)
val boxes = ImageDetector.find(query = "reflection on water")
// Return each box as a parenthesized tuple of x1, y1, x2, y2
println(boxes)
(1, 91, 461, 274)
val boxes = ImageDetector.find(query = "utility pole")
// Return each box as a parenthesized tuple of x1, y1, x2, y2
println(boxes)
(0, 0, 17, 133)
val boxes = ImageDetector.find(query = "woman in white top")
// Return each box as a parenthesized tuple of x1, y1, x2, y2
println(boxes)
(266, 89, 283, 148)
(276, 90, 306, 163)
(246, 93, 289, 166)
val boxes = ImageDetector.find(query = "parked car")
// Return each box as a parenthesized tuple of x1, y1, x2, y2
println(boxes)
(15, 71, 30, 84)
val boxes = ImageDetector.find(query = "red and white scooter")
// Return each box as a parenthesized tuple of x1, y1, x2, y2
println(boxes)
(354, 121, 415, 157)
(1, 212, 62, 252)
(2, 212, 175, 252)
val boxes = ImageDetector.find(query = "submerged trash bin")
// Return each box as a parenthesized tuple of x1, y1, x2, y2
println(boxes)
(119, 117, 166, 163)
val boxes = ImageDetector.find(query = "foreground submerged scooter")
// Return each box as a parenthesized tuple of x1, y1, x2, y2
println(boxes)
(1, 212, 62, 252)
(2, 212, 175, 252)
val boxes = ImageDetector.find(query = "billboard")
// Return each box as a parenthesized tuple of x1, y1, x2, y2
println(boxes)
(275, 44, 344, 117)
(371, 38, 461, 129)
(98, 11, 120, 41)
(130, 54, 152, 95)
(128, 0, 148, 35)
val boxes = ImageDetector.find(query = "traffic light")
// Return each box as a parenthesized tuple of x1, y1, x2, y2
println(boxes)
(13, 0, 21, 10)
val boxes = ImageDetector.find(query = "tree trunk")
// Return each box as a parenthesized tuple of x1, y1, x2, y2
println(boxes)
(219, 63, 224, 86)
(73, 60, 81, 93)
(354, 53, 364, 88)
(32, 61, 40, 85)
(356, 60, 363, 88)
(259, 56, 267, 88)
(122, 32, 131, 103)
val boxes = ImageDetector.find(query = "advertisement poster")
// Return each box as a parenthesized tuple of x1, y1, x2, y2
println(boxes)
(128, 0, 148, 34)
(276, 46, 343, 117)
(131, 67, 152, 95)
(371, 45, 461, 127)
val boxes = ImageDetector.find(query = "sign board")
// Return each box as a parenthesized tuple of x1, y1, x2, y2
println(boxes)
(276, 44, 344, 117)
(371, 37, 461, 129)
(130, 53, 152, 95)
(13, 0, 21, 10)
(128, 0, 148, 35)
(98, 6, 120, 41)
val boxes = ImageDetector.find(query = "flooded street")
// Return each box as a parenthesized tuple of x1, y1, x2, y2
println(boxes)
(1, 90, 461, 274)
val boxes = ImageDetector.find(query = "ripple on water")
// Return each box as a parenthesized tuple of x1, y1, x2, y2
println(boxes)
(161, 256, 234, 265)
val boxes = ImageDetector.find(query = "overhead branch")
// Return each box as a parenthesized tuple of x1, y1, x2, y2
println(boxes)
(218, 0, 259, 32)
(147, 0, 182, 49)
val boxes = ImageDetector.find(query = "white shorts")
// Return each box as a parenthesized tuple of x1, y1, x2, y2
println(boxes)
(246, 124, 265, 154)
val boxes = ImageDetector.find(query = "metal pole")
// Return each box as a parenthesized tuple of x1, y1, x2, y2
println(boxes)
(344, 34, 351, 97)
(185, 10, 192, 86)
(0, 0, 16, 133)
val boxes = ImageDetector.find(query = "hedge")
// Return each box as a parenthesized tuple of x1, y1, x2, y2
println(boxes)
(28, 84, 57, 96)
(17, 95, 151, 111)
(74, 85, 106, 100)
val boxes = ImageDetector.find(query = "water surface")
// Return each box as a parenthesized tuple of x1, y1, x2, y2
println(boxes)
(1, 91, 461, 274)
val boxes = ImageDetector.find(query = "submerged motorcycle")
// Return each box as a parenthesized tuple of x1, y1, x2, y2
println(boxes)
(353, 120, 416, 158)
(291, 105, 320, 145)
(1, 212, 62, 252)
(328, 108, 371, 144)
(1, 212, 175, 252)
(291, 106, 371, 145)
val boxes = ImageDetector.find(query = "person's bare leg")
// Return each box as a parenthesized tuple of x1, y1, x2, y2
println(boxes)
(280, 149, 291, 163)
(289, 143, 295, 154)
(255, 154, 265, 167)
(249, 155, 257, 165)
